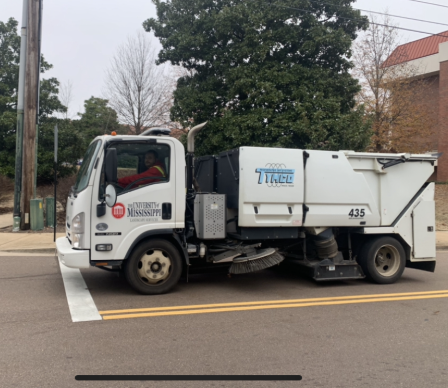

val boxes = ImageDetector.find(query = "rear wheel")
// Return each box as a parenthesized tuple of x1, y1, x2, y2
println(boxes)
(124, 239, 182, 295)
(358, 236, 406, 284)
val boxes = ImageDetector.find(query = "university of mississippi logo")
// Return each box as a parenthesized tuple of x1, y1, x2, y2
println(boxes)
(127, 202, 162, 217)
(256, 164, 295, 188)
(112, 203, 126, 219)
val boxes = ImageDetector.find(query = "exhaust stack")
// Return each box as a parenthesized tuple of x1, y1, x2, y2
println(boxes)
(186, 122, 207, 193)
(187, 122, 207, 153)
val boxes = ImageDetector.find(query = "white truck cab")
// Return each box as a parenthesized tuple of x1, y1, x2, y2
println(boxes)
(57, 135, 186, 270)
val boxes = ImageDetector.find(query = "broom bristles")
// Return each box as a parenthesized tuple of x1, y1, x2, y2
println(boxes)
(229, 252, 284, 274)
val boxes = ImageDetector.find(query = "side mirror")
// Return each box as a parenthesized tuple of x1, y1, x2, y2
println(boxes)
(105, 148, 117, 184)
(105, 184, 117, 207)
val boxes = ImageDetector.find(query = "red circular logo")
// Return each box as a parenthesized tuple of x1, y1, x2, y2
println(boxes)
(112, 203, 126, 219)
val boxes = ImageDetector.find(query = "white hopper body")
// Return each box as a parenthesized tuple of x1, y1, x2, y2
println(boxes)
(238, 147, 437, 228)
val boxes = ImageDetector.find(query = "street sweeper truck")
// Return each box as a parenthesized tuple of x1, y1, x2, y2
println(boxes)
(56, 123, 440, 294)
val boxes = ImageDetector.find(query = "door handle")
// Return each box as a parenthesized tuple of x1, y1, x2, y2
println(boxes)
(162, 203, 172, 220)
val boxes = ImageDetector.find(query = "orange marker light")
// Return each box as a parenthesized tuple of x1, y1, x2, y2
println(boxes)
(111, 131, 117, 136)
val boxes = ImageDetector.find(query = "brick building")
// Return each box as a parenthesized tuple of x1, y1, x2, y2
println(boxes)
(385, 32, 448, 181)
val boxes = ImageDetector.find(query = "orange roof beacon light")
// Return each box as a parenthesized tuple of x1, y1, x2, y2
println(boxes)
(111, 131, 117, 136)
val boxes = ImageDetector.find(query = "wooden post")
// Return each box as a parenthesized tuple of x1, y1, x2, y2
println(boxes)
(20, 0, 40, 230)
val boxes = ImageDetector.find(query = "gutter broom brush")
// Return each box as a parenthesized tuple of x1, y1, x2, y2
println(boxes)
(229, 248, 284, 274)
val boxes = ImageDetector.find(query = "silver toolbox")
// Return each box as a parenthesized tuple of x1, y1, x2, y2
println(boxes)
(194, 194, 226, 239)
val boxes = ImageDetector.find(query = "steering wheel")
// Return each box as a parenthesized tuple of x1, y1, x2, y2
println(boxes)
(123, 176, 167, 191)
(110, 182, 124, 194)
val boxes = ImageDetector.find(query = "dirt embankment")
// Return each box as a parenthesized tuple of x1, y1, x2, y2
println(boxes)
(0, 175, 75, 232)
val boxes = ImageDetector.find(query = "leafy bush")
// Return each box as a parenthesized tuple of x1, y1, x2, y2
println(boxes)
(36, 118, 84, 183)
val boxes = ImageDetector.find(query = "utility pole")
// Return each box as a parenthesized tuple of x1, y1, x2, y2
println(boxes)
(20, 0, 41, 230)
(13, 0, 29, 231)
(34, 0, 43, 199)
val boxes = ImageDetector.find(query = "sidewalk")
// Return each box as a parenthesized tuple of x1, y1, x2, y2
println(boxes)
(0, 232, 65, 254)
(0, 213, 13, 229)
(436, 230, 448, 250)
(1, 231, 448, 254)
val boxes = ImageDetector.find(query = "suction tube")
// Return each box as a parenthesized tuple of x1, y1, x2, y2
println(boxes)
(313, 228, 338, 259)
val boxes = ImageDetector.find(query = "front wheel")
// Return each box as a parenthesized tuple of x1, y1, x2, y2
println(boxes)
(124, 239, 182, 295)
(358, 236, 406, 284)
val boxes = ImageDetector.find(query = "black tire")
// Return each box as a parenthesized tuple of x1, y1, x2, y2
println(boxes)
(124, 239, 182, 295)
(358, 236, 406, 284)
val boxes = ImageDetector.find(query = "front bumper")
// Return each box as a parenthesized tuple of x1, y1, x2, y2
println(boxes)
(56, 237, 90, 269)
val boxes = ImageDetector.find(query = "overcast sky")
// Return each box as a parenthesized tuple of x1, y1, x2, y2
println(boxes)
(1, 0, 448, 117)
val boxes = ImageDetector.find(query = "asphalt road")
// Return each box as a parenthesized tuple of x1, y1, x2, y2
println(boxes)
(0, 252, 447, 388)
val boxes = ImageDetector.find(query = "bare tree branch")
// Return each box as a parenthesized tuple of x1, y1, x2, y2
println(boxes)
(104, 32, 180, 135)
(59, 79, 74, 120)
(353, 13, 436, 153)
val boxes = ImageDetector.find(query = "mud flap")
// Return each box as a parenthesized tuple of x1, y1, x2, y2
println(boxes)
(406, 260, 436, 273)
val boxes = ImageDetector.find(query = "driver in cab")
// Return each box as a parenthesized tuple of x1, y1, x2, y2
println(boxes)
(117, 150, 166, 189)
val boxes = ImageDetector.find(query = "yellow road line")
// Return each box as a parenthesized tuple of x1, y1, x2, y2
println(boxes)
(99, 289, 448, 315)
(101, 293, 448, 320)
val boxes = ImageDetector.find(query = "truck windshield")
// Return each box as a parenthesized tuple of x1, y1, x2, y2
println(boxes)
(73, 140, 102, 193)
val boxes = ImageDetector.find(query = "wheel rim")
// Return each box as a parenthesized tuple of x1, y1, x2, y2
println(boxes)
(137, 249, 171, 284)
(374, 245, 400, 277)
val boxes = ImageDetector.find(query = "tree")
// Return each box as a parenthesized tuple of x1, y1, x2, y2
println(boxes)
(36, 78, 81, 181)
(144, 0, 371, 156)
(104, 32, 176, 135)
(38, 77, 66, 119)
(37, 119, 84, 182)
(353, 14, 436, 153)
(58, 80, 74, 120)
(75, 97, 126, 147)
(0, 17, 79, 180)
(0, 18, 21, 176)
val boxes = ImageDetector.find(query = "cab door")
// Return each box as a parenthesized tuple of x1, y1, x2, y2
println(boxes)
(90, 138, 176, 262)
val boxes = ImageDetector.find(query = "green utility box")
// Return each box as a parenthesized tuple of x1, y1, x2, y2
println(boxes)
(30, 198, 44, 231)
(45, 197, 55, 228)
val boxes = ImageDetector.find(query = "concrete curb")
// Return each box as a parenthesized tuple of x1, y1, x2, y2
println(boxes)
(0, 248, 56, 254)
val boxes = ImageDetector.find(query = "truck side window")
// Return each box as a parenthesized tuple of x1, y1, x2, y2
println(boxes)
(104, 142, 170, 197)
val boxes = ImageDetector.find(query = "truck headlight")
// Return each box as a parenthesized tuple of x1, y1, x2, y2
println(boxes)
(72, 213, 85, 233)
(72, 213, 85, 248)
(72, 233, 84, 248)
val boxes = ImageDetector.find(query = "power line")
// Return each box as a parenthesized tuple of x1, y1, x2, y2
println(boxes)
(409, 0, 448, 9)
(358, 9, 448, 28)
(271, 2, 448, 39)
(307, 0, 448, 27)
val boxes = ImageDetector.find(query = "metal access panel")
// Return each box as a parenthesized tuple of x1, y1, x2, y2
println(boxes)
(238, 147, 304, 227)
(194, 194, 226, 239)
(412, 200, 436, 258)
